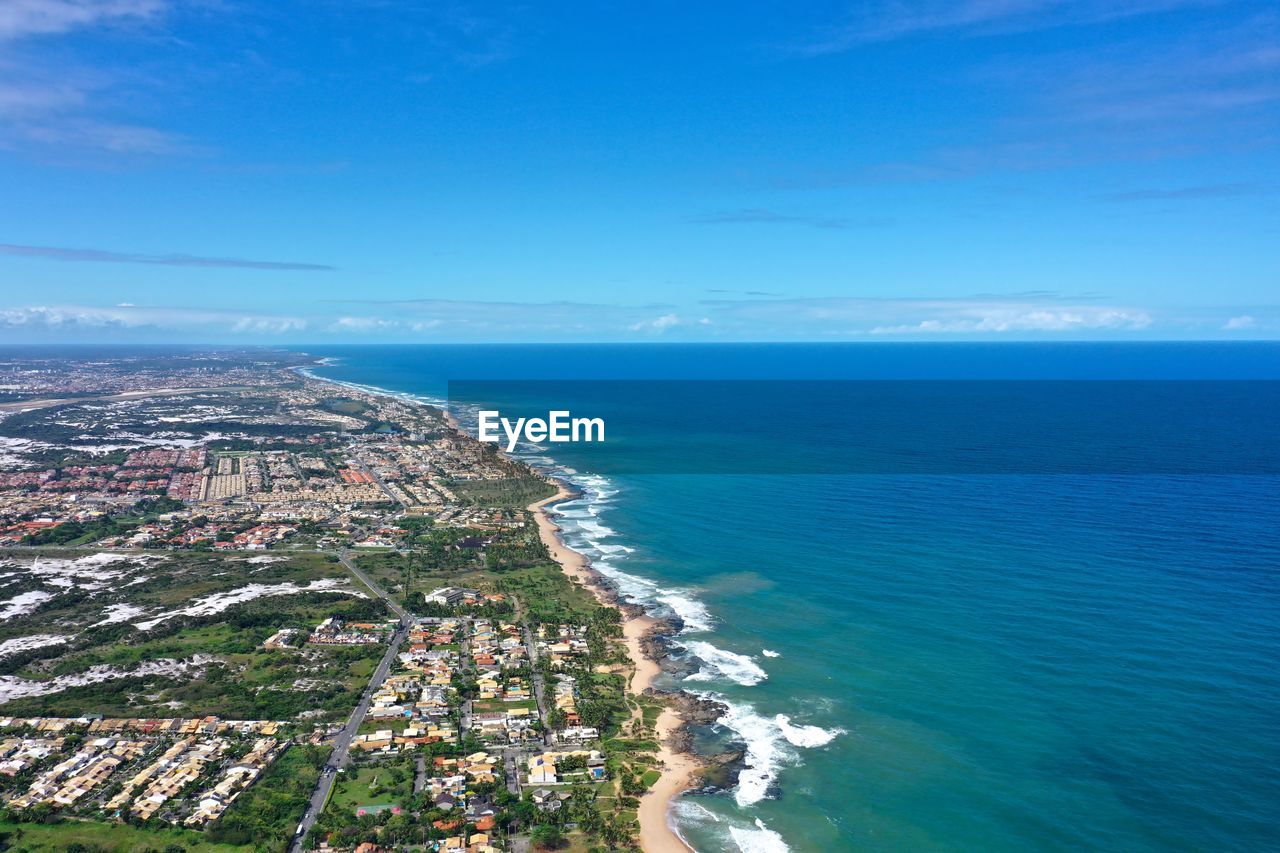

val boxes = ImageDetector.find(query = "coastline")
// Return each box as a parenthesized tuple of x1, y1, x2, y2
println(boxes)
(527, 486, 700, 853)
(297, 362, 705, 852)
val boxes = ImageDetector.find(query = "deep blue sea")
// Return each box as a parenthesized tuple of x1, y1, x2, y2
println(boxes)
(303, 343, 1280, 853)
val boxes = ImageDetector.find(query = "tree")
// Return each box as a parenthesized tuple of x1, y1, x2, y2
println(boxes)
(531, 824, 566, 850)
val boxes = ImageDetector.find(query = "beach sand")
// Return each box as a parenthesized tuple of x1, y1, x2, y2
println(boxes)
(301, 369, 702, 850)
(529, 485, 697, 853)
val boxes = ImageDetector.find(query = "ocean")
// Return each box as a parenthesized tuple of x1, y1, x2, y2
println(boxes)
(302, 343, 1280, 852)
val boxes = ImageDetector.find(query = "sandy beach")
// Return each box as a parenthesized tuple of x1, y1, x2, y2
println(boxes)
(528, 485, 698, 853)
(306, 369, 702, 851)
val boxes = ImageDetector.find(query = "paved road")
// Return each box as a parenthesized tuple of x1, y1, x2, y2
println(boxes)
(289, 619, 409, 851)
(337, 549, 410, 622)
(289, 549, 414, 851)
(514, 596, 553, 747)
(413, 754, 427, 797)
(347, 445, 407, 508)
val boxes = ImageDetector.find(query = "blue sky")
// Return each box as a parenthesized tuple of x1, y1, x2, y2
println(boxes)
(0, 0, 1277, 342)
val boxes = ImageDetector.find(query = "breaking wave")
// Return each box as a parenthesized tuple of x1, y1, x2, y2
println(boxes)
(709, 699, 845, 808)
(775, 713, 845, 747)
(728, 819, 791, 853)
(683, 641, 768, 686)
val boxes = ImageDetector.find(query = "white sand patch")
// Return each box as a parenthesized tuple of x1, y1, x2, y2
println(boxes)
(0, 634, 68, 659)
(244, 556, 288, 564)
(0, 655, 216, 703)
(17, 553, 158, 593)
(134, 578, 363, 631)
(62, 442, 137, 454)
(0, 590, 54, 620)
(93, 603, 147, 626)
(88, 431, 229, 448)
(0, 435, 56, 467)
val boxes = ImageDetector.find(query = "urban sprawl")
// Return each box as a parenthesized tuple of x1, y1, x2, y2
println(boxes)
(0, 350, 670, 853)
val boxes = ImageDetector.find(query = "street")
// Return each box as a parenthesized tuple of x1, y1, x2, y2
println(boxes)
(338, 549, 410, 622)
(289, 619, 409, 851)
(514, 595, 554, 747)
(289, 549, 413, 852)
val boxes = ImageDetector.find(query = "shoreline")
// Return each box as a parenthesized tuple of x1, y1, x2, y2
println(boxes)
(528, 486, 700, 853)
(298, 362, 704, 852)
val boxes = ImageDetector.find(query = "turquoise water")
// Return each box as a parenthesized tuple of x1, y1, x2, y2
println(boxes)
(306, 344, 1280, 852)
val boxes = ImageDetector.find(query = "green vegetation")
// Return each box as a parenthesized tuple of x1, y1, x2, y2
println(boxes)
(206, 744, 325, 849)
(0, 820, 248, 853)
(320, 397, 370, 416)
(0, 551, 387, 722)
(21, 498, 185, 546)
(449, 476, 556, 509)
(328, 761, 412, 814)
(498, 564, 602, 625)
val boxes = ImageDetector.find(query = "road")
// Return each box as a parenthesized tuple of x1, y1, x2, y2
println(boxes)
(346, 445, 407, 508)
(413, 754, 427, 797)
(337, 549, 410, 622)
(289, 619, 409, 851)
(289, 549, 414, 852)
(514, 596, 553, 747)
(459, 616, 474, 734)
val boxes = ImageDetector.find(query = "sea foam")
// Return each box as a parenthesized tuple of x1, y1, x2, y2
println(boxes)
(683, 641, 768, 686)
(775, 713, 844, 747)
(712, 699, 844, 807)
(657, 591, 715, 632)
(728, 819, 791, 853)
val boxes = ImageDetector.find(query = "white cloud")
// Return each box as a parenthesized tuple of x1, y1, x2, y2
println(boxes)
(701, 296, 1159, 338)
(1223, 314, 1256, 330)
(869, 307, 1153, 335)
(0, 304, 307, 335)
(0, 0, 164, 41)
(329, 316, 397, 332)
(326, 317, 444, 334)
(230, 316, 308, 334)
(0, 3, 183, 157)
(629, 313, 682, 333)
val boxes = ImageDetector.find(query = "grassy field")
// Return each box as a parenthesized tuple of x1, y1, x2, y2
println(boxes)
(0, 819, 249, 852)
(328, 761, 413, 814)
(357, 717, 413, 735)
(205, 744, 324, 850)
(448, 476, 556, 508)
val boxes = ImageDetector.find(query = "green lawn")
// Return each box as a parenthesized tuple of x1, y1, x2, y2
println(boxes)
(357, 717, 412, 735)
(328, 763, 412, 814)
(0, 819, 249, 853)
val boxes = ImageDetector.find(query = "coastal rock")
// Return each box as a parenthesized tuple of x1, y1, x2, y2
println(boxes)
(639, 617, 686, 674)
(694, 748, 748, 792)
(618, 601, 648, 621)
(645, 688, 728, 725)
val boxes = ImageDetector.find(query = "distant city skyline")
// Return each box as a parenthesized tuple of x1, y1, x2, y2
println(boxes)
(1, 0, 1277, 342)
